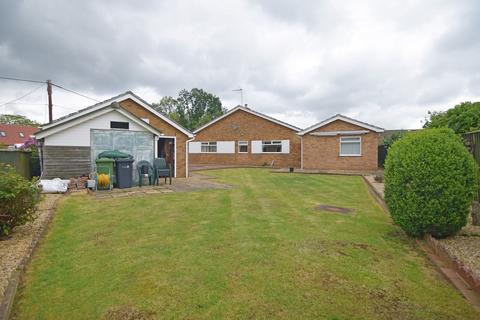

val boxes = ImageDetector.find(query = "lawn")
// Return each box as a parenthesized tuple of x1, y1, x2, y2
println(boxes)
(12, 169, 478, 319)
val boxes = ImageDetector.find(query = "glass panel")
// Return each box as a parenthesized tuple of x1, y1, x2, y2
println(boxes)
(340, 142, 360, 155)
(262, 144, 282, 152)
(201, 142, 217, 152)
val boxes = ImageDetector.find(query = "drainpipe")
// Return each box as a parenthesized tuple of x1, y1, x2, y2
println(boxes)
(300, 135, 304, 170)
(185, 136, 195, 178)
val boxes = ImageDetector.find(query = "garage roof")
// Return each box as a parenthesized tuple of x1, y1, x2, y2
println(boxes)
(38, 91, 194, 138)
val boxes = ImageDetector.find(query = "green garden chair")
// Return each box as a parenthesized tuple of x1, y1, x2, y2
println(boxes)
(136, 160, 154, 187)
(153, 158, 172, 185)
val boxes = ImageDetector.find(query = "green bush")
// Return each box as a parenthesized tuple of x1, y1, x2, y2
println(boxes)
(0, 164, 41, 237)
(384, 128, 477, 238)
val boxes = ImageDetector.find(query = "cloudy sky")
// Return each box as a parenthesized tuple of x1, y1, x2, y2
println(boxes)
(0, 0, 479, 129)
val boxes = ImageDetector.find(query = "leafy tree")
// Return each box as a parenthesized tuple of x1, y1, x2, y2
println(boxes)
(384, 128, 477, 238)
(152, 88, 227, 131)
(0, 114, 40, 126)
(423, 101, 480, 135)
(382, 131, 406, 148)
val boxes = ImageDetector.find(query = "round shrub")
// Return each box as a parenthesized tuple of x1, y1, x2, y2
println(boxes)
(0, 164, 41, 237)
(384, 128, 477, 238)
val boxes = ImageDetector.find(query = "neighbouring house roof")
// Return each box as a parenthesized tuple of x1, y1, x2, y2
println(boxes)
(297, 114, 384, 136)
(193, 105, 301, 134)
(37, 91, 194, 138)
(35, 102, 164, 139)
(0, 124, 38, 146)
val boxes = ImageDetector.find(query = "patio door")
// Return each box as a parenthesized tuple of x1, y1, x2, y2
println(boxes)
(157, 138, 175, 174)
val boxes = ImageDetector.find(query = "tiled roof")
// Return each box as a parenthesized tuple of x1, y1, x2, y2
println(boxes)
(0, 124, 38, 146)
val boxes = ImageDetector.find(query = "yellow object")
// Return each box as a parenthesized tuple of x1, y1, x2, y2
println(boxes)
(98, 173, 110, 188)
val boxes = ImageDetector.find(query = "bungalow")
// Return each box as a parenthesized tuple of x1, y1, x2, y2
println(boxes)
(189, 105, 301, 168)
(298, 114, 384, 171)
(35, 92, 194, 180)
(189, 107, 383, 172)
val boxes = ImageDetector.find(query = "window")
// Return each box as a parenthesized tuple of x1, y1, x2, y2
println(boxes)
(262, 140, 282, 153)
(340, 137, 361, 156)
(19, 132, 24, 138)
(238, 141, 248, 153)
(0, 131, 5, 137)
(201, 141, 217, 152)
(110, 121, 129, 129)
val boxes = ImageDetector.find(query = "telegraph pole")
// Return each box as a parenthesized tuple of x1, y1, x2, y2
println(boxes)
(47, 79, 53, 123)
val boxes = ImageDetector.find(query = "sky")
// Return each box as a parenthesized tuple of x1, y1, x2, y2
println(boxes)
(0, 0, 479, 129)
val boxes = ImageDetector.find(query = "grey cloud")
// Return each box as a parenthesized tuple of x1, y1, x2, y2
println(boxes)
(0, 0, 479, 129)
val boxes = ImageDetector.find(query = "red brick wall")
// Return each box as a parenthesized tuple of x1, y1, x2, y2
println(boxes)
(119, 99, 189, 177)
(191, 109, 301, 168)
(302, 120, 379, 170)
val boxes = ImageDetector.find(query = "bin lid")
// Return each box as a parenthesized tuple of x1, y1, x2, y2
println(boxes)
(115, 158, 135, 163)
(95, 157, 115, 163)
(97, 150, 132, 159)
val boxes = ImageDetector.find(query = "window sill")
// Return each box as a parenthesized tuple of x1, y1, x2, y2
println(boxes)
(339, 154, 362, 157)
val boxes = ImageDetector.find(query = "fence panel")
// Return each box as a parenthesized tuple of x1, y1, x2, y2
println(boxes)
(464, 131, 480, 201)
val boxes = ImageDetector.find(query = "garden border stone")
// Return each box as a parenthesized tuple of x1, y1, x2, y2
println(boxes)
(363, 175, 480, 311)
(0, 194, 63, 320)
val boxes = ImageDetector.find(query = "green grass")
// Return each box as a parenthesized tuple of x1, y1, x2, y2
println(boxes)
(12, 169, 478, 319)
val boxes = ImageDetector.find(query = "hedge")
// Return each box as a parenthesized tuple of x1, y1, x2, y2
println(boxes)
(384, 128, 477, 238)
(0, 164, 41, 237)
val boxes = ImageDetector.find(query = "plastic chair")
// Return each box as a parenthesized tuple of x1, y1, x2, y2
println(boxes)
(153, 158, 172, 185)
(136, 160, 154, 187)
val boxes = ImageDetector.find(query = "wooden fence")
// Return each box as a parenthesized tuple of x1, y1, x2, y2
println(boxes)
(464, 131, 480, 200)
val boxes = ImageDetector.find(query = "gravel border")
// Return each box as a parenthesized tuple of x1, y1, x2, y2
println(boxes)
(0, 194, 63, 319)
(438, 234, 480, 286)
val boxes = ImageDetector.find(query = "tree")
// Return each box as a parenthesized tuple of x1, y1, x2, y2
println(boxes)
(0, 114, 40, 126)
(423, 101, 480, 135)
(152, 88, 227, 131)
(384, 128, 477, 238)
(382, 131, 406, 148)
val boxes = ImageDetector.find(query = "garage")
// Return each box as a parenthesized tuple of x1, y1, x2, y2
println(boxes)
(91, 129, 154, 183)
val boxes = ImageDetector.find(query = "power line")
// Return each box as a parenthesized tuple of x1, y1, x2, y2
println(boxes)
(0, 75, 100, 103)
(0, 76, 45, 84)
(0, 84, 45, 108)
(51, 83, 100, 102)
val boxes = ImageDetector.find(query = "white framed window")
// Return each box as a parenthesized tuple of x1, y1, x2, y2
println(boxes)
(340, 136, 361, 156)
(262, 140, 282, 153)
(201, 141, 217, 153)
(238, 141, 248, 153)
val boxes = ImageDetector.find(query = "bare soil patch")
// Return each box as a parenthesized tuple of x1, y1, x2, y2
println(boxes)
(315, 204, 354, 214)
(102, 305, 155, 320)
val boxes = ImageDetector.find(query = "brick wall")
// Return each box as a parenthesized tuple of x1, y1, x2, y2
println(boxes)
(302, 120, 379, 171)
(119, 99, 189, 177)
(191, 109, 301, 168)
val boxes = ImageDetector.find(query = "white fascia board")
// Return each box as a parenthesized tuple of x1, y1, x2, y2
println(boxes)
(35, 108, 114, 139)
(194, 106, 301, 133)
(125, 94, 194, 137)
(40, 92, 194, 138)
(115, 108, 162, 136)
(298, 114, 384, 136)
(309, 130, 370, 137)
(36, 108, 163, 139)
